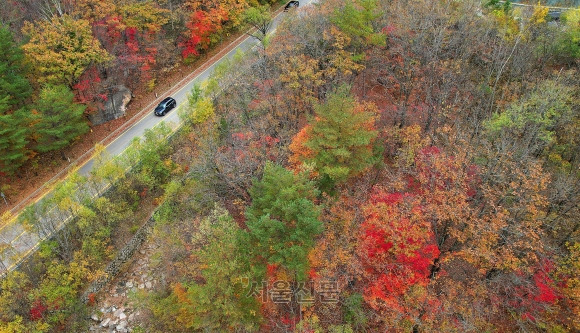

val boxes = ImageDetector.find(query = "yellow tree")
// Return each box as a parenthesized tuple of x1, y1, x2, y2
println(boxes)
(118, 1, 170, 33)
(71, 0, 117, 22)
(558, 242, 580, 331)
(22, 14, 111, 86)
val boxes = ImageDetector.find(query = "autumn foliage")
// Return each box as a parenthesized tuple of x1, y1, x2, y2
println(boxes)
(147, 0, 579, 331)
(360, 190, 440, 318)
(2, 0, 580, 332)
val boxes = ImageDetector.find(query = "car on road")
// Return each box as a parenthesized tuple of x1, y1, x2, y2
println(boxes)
(284, 1, 299, 11)
(154, 97, 177, 116)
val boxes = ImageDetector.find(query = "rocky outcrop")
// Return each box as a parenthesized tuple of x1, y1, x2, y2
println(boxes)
(83, 213, 161, 332)
(87, 243, 162, 332)
(82, 215, 156, 303)
(91, 303, 135, 333)
(86, 241, 162, 332)
(89, 85, 132, 125)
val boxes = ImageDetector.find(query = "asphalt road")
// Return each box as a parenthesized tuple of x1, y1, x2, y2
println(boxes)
(0, 0, 316, 274)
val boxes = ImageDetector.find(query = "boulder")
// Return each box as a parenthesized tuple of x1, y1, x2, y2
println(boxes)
(113, 308, 124, 317)
(117, 320, 128, 330)
(89, 85, 132, 125)
(100, 318, 111, 328)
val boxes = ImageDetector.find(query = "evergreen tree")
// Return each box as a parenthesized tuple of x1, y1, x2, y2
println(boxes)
(290, 85, 379, 187)
(331, 0, 386, 51)
(152, 207, 261, 331)
(33, 85, 89, 153)
(0, 26, 32, 174)
(245, 162, 322, 280)
(188, 206, 261, 330)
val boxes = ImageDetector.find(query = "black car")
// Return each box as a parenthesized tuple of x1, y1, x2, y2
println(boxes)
(284, 1, 299, 11)
(154, 97, 177, 116)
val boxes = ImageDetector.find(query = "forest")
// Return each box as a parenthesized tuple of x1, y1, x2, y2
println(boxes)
(1, 0, 580, 332)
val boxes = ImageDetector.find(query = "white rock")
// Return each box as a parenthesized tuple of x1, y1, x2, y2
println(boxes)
(116, 320, 128, 331)
(91, 314, 100, 321)
(145, 281, 152, 289)
(110, 319, 119, 327)
(119, 312, 127, 320)
(138, 284, 144, 289)
(100, 318, 111, 327)
(126, 281, 133, 288)
(113, 308, 124, 317)
(128, 313, 135, 322)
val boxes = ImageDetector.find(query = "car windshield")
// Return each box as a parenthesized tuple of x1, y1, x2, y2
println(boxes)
(155, 98, 173, 113)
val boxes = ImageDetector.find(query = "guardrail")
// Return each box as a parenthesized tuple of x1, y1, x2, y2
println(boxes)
(0, 17, 270, 273)
(500, 0, 577, 19)
(0, 0, 291, 278)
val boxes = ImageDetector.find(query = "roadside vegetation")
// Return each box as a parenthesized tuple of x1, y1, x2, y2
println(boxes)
(0, 122, 182, 331)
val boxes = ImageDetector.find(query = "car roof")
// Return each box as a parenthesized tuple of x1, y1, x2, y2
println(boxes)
(160, 97, 174, 104)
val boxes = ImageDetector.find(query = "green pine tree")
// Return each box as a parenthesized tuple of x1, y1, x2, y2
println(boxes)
(300, 84, 379, 186)
(331, 0, 386, 51)
(151, 206, 261, 331)
(188, 206, 261, 330)
(245, 162, 322, 280)
(0, 26, 32, 174)
(33, 85, 89, 153)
